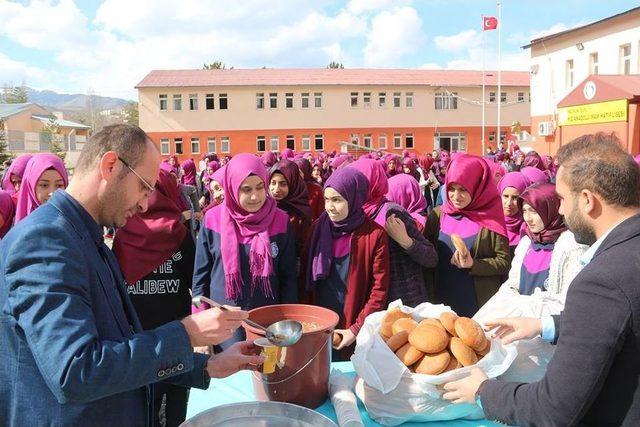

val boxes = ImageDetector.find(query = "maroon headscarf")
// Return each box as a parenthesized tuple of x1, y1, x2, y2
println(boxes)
(521, 166, 548, 186)
(261, 151, 277, 168)
(270, 160, 311, 220)
(294, 158, 314, 183)
(520, 183, 567, 245)
(498, 172, 530, 246)
(523, 151, 545, 171)
(160, 162, 188, 211)
(2, 154, 33, 194)
(442, 154, 507, 237)
(418, 155, 434, 174)
(113, 169, 188, 285)
(0, 190, 15, 238)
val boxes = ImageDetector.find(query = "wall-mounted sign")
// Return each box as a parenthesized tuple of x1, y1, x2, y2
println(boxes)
(558, 99, 627, 126)
(583, 81, 596, 100)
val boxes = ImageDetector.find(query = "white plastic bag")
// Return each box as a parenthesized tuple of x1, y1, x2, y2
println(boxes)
(473, 288, 564, 383)
(351, 300, 517, 426)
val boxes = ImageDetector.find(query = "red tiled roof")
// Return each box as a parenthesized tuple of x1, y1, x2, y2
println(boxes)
(135, 68, 529, 89)
(558, 74, 640, 107)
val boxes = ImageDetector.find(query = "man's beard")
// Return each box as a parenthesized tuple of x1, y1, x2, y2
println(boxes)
(565, 201, 597, 245)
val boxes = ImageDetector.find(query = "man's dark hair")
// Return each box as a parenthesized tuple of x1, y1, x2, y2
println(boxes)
(75, 124, 151, 174)
(556, 132, 640, 208)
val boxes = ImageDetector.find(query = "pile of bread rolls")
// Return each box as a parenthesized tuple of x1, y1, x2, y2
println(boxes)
(380, 308, 490, 375)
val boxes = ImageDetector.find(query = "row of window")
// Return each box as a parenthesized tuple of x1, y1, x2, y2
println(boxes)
(159, 90, 528, 112)
(159, 93, 229, 111)
(565, 43, 638, 89)
(160, 136, 231, 155)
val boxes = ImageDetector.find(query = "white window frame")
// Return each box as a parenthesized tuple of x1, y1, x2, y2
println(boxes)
(405, 133, 414, 149)
(301, 135, 311, 151)
(301, 92, 309, 109)
(393, 133, 402, 149)
(285, 93, 293, 109)
(435, 92, 457, 110)
(207, 137, 216, 153)
(173, 94, 182, 111)
(620, 44, 631, 75)
(489, 91, 496, 103)
(159, 94, 167, 111)
(405, 92, 414, 108)
(566, 59, 574, 88)
(174, 138, 183, 154)
(256, 93, 265, 109)
(218, 93, 228, 110)
(221, 136, 230, 153)
(350, 92, 358, 107)
(500, 92, 507, 103)
(286, 135, 295, 150)
(363, 134, 372, 148)
(378, 134, 387, 149)
(270, 136, 279, 151)
(205, 93, 215, 110)
(190, 137, 200, 154)
(160, 138, 170, 154)
(363, 92, 371, 107)
(393, 92, 401, 108)
(517, 92, 525, 103)
(189, 94, 198, 111)
(314, 92, 322, 108)
(314, 134, 324, 150)
(379, 92, 386, 107)
(256, 136, 266, 152)
(589, 52, 599, 75)
(269, 93, 277, 109)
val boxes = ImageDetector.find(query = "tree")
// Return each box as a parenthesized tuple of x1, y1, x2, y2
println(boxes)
(0, 120, 14, 166)
(42, 116, 66, 162)
(123, 102, 139, 126)
(203, 61, 233, 70)
(2, 85, 28, 103)
(327, 61, 344, 69)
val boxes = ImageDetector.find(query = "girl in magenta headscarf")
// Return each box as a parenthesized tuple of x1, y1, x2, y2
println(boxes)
(521, 166, 549, 186)
(349, 159, 438, 307)
(192, 154, 297, 349)
(498, 171, 530, 257)
(0, 190, 15, 239)
(384, 155, 400, 178)
(14, 154, 68, 224)
(261, 151, 277, 168)
(2, 154, 33, 195)
(386, 174, 429, 231)
(281, 148, 295, 160)
(485, 158, 507, 185)
(180, 158, 197, 186)
(425, 154, 510, 316)
(401, 157, 420, 182)
(202, 166, 226, 216)
(523, 151, 545, 170)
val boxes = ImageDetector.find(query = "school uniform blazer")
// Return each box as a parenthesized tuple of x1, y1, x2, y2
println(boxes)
(0, 191, 209, 427)
(480, 213, 640, 426)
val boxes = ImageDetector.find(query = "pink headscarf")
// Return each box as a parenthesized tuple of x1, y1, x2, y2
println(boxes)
(520, 166, 548, 186)
(0, 190, 15, 238)
(282, 148, 295, 160)
(443, 154, 507, 237)
(1, 154, 33, 194)
(14, 154, 68, 224)
(221, 154, 277, 300)
(498, 172, 530, 246)
(485, 158, 506, 183)
(386, 174, 428, 228)
(348, 158, 389, 218)
(180, 158, 197, 186)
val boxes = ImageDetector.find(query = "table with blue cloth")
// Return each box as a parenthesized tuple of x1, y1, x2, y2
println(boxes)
(186, 361, 503, 426)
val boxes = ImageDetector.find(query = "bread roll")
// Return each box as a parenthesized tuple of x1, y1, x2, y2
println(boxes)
(450, 233, 469, 257)
(386, 330, 409, 352)
(449, 336, 478, 367)
(454, 317, 487, 351)
(414, 350, 451, 375)
(392, 317, 418, 335)
(408, 323, 450, 354)
(395, 343, 424, 366)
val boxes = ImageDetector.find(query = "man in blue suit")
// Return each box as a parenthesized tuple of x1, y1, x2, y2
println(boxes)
(0, 124, 263, 426)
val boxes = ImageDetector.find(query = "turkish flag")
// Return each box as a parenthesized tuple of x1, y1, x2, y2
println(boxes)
(483, 16, 498, 31)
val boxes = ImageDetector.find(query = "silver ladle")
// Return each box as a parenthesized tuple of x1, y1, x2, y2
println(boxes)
(191, 296, 302, 347)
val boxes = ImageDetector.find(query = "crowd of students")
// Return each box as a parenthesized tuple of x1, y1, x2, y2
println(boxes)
(0, 141, 620, 426)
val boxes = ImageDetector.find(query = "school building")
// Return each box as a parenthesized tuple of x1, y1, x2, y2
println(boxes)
(136, 68, 530, 161)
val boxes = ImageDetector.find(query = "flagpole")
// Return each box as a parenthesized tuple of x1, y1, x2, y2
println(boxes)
(482, 15, 486, 156)
(497, 1, 502, 150)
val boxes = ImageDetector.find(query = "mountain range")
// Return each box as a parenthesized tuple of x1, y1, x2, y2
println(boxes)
(25, 87, 132, 111)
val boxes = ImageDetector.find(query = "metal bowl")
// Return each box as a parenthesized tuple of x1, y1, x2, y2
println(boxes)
(266, 319, 303, 347)
(180, 401, 337, 427)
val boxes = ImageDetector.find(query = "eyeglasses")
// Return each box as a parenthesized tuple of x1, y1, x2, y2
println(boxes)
(117, 156, 155, 194)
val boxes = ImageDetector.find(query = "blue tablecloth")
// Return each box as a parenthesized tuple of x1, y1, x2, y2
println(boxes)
(186, 361, 503, 426)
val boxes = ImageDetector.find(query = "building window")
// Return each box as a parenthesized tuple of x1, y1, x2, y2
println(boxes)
(488, 131, 495, 142)
(206, 94, 215, 110)
(517, 92, 525, 103)
(189, 94, 198, 111)
(159, 94, 167, 110)
(285, 93, 293, 109)
(270, 136, 279, 151)
(589, 52, 599, 75)
(500, 131, 507, 143)
(489, 92, 496, 103)
(221, 137, 230, 153)
(256, 93, 264, 109)
(405, 133, 414, 149)
(378, 134, 387, 149)
(350, 134, 359, 146)
(350, 92, 358, 107)
(174, 138, 183, 154)
(393, 92, 401, 108)
(363, 92, 371, 107)
(314, 92, 322, 108)
(256, 136, 266, 152)
(286, 135, 295, 150)
(191, 137, 200, 154)
(269, 93, 277, 109)
(301, 92, 309, 108)
(566, 59, 574, 88)
(435, 92, 458, 110)
(219, 93, 228, 109)
(379, 92, 386, 106)
(207, 137, 216, 153)
(173, 94, 182, 111)
(620, 44, 631, 75)
(406, 92, 414, 108)
(314, 134, 324, 150)
(500, 92, 507, 102)
(160, 138, 169, 154)
(393, 133, 402, 149)
(301, 135, 310, 151)
(363, 134, 372, 148)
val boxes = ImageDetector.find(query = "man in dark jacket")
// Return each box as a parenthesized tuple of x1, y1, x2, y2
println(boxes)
(443, 132, 640, 426)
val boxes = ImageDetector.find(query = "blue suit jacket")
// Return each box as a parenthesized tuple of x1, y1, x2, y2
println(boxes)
(0, 191, 209, 427)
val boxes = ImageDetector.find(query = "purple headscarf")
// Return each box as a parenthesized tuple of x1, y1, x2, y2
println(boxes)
(1, 154, 33, 194)
(520, 183, 567, 244)
(14, 154, 68, 224)
(282, 148, 295, 160)
(261, 151, 278, 168)
(0, 190, 15, 238)
(180, 158, 197, 186)
(523, 151, 545, 171)
(521, 166, 549, 186)
(307, 167, 369, 289)
(386, 174, 428, 228)
(270, 160, 311, 220)
(498, 172, 530, 246)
